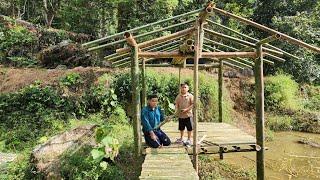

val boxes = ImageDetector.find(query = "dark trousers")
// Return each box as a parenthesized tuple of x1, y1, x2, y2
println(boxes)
(144, 129, 171, 148)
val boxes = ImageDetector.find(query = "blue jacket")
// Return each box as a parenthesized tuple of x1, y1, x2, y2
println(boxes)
(141, 106, 165, 133)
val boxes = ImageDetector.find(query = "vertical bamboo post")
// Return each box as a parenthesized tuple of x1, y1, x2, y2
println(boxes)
(193, 20, 202, 173)
(178, 67, 182, 93)
(218, 60, 223, 123)
(141, 58, 146, 107)
(255, 44, 265, 179)
(131, 45, 142, 157)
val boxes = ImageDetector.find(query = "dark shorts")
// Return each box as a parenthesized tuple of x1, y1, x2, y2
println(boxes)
(178, 117, 193, 131)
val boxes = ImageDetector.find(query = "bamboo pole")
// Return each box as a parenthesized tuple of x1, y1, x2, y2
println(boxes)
(206, 19, 300, 60)
(193, 20, 200, 173)
(83, 8, 202, 47)
(218, 59, 223, 123)
(204, 38, 285, 63)
(141, 58, 146, 107)
(117, 27, 196, 54)
(131, 45, 142, 157)
(198, 2, 214, 24)
(89, 20, 194, 52)
(204, 28, 284, 57)
(211, 7, 320, 53)
(255, 44, 265, 179)
(201, 52, 257, 59)
(202, 48, 252, 68)
(112, 44, 180, 66)
(203, 44, 255, 65)
(115, 46, 180, 68)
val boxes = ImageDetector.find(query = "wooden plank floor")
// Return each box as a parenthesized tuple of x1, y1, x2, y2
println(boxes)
(140, 122, 256, 179)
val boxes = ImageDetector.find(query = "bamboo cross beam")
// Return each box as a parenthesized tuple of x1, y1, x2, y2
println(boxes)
(203, 44, 255, 66)
(211, 6, 320, 53)
(104, 38, 184, 61)
(202, 51, 257, 59)
(106, 39, 182, 62)
(140, 63, 220, 68)
(89, 19, 195, 52)
(114, 46, 180, 67)
(82, 8, 202, 47)
(112, 44, 180, 66)
(204, 38, 285, 62)
(204, 28, 284, 57)
(116, 27, 196, 54)
(256, 34, 281, 45)
(207, 19, 300, 60)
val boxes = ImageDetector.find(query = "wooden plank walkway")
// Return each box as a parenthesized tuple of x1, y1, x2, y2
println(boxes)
(140, 147, 199, 179)
(140, 122, 256, 179)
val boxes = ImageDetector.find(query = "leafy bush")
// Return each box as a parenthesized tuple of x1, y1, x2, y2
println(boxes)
(266, 115, 293, 131)
(0, 24, 37, 67)
(243, 74, 301, 111)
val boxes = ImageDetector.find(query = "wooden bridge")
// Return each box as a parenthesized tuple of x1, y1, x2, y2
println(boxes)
(139, 121, 257, 179)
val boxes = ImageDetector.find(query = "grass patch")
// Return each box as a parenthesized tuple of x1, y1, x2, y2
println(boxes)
(199, 155, 256, 180)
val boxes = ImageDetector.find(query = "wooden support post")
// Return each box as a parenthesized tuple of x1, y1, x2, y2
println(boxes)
(131, 45, 142, 157)
(193, 20, 202, 173)
(218, 60, 223, 123)
(141, 58, 146, 107)
(255, 44, 265, 180)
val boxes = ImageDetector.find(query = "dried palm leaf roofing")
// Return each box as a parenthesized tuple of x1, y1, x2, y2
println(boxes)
(82, 2, 320, 70)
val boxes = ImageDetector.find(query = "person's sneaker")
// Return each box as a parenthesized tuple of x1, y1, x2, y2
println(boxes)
(176, 138, 183, 144)
(185, 139, 192, 145)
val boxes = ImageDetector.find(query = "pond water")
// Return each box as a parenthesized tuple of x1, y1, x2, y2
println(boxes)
(223, 131, 320, 179)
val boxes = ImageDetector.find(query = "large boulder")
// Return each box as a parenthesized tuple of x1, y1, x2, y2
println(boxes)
(30, 125, 97, 179)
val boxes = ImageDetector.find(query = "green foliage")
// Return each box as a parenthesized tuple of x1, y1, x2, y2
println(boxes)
(60, 72, 83, 87)
(60, 145, 125, 180)
(0, 24, 37, 67)
(244, 74, 301, 112)
(301, 85, 320, 111)
(199, 73, 233, 122)
(266, 115, 293, 131)
(199, 155, 256, 180)
(264, 74, 301, 111)
(0, 82, 70, 150)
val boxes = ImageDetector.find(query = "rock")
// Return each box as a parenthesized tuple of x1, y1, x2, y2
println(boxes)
(223, 71, 240, 78)
(0, 152, 17, 170)
(30, 125, 97, 179)
(240, 68, 254, 77)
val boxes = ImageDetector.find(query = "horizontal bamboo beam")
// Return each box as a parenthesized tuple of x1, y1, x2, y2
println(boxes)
(140, 63, 219, 68)
(256, 34, 281, 45)
(83, 8, 202, 47)
(116, 27, 195, 54)
(203, 49, 253, 68)
(204, 38, 285, 63)
(202, 52, 257, 59)
(138, 51, 257, 59)
(112, 44, 180, 66)
(89, 19, 194, 52)
(204, 29, 284, 57)
(207, 19, 299, 60)
(211, 7, 320, 53)
(138, 51, 187, 58)
(203, 44, 254, 65)
(106, 39, 183, 62)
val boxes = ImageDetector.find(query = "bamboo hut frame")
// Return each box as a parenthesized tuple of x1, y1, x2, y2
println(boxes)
(83, 2, 320, 179)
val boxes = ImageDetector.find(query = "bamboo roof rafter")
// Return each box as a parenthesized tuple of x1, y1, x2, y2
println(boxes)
(82, 2, 319, 70)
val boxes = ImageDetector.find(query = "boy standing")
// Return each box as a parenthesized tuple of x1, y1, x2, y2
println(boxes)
(175, 82, 194, 145)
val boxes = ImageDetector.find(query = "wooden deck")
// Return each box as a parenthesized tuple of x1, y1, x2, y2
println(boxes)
(140, 122, 256, 179)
